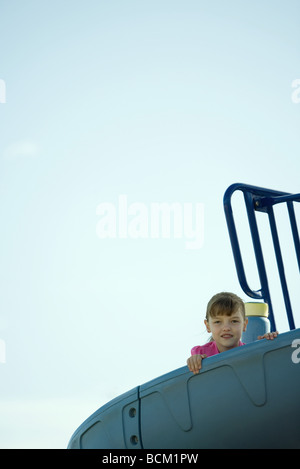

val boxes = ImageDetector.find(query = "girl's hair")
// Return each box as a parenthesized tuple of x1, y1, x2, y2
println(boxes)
(205, 292, 245, 321)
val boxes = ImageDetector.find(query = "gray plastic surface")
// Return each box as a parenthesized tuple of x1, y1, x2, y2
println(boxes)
(68, 329, 300, 449)
(67, 387, 142, 449)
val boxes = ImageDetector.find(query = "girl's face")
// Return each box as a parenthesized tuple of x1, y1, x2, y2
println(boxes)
(204, 309, 248, 353)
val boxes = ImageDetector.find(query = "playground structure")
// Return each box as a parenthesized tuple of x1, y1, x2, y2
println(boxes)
(68, 183, 300, 449)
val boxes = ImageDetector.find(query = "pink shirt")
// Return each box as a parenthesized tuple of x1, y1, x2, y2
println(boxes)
(191, 340, 245, 357)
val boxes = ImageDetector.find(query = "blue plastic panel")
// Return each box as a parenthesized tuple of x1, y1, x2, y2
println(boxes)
(68, 329, 300, 449)
(139, 329, 300, 449)
(68, 387, 141, 449)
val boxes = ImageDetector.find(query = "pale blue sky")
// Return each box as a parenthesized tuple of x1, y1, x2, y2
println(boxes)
(0, 0, 300, 448)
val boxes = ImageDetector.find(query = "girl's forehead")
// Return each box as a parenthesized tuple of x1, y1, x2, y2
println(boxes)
(209, 309, 244, 319)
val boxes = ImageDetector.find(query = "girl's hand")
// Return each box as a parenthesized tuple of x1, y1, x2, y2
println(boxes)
(187, 354, 207, 374)
(257, 331, 279, 340)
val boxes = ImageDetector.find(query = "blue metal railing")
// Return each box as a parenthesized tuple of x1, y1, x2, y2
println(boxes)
(223, 183, 300, 332)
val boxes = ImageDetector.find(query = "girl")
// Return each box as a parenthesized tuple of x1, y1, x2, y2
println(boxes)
(187, 292, 278, 374)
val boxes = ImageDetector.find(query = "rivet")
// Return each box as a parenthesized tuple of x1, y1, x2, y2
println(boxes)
(130, 435, 138, 445)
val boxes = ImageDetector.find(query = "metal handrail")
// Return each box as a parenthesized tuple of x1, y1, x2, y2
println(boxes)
(223, 183, 300, 332)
